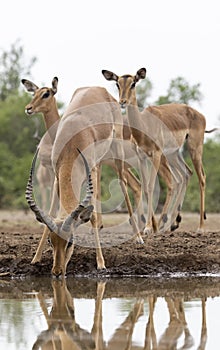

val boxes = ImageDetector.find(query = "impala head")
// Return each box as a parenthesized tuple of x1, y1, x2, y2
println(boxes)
(26, 148, 93, 278)
(21, 77, 58, 115)
(102, 68, 146, 107)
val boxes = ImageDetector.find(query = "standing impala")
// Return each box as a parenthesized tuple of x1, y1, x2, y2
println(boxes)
(22, 78, 146, 236)
(22, 77, 145, 276)
(102, 68, 207, 233)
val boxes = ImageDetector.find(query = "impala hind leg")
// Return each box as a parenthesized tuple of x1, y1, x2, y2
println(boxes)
(95, 164, 104, 230)
(187, 138, 206, 232)
(90, 166, 106, 270)
(170, 155, 193, 231)
(193, 160, 206, 232)
(158, 153, 192, 232)
(157, 157, 174, 231)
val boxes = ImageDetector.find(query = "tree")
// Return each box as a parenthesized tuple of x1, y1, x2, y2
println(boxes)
(0, 41, 40, 208)
(136, 78, 153, 109)
(183, 139, 220, 212)
(0, 39, 37, 101)
(0, 93, 42, 157)
(155, 76, 203, 105)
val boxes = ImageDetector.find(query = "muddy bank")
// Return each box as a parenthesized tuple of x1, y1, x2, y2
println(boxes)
(0, 211, 220, 278)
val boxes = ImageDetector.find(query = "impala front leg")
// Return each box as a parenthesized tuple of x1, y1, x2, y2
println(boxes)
(125, 168, 145, 233)
(141, 152, 161, 235)
(31, 178, 59, 264)
(31, 226, 50, 264)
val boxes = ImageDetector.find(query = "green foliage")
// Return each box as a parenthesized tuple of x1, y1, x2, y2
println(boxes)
(0, 41, 40, 208)
(183, 139, 220, 212)
(0, 40, 219, 214)
(0, 142, 33, 208)
(0, 39, 37, 101)
(136, 78, 153, 109)
(155, 77, 203, 105)
(0, 94, 43, 157)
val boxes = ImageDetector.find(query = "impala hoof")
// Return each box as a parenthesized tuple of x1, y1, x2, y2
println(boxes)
(196, 227, 205, 234)
(97, 264, 106, 270)
(31, 257, 41, 264)
(135, 235, 144, 244)
(143, 225, 153, 235)
(171, 223, 179, 231)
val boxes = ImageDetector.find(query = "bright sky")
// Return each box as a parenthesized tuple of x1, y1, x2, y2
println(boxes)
(1, 0, 220, 129)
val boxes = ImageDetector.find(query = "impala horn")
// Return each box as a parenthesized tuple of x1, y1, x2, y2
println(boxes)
(26, 148, 94, 237)
(25, 147, 59, 233)
(60, 148, 94, 235)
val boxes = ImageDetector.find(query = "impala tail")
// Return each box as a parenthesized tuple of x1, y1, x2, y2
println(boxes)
(205, 127, 219, 133)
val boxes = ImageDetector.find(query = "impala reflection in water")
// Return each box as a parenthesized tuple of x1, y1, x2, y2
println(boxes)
(0, 277, 219, 349)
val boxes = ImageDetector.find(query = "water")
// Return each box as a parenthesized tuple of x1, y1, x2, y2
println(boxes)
(0, 276, 219, 349)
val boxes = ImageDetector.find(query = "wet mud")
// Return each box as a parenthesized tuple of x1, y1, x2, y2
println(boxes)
(0, 211, 220, 278)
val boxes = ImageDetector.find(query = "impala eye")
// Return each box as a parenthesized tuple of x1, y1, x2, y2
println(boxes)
(130, 82, 136, 89)
(42, 91, 50, 99)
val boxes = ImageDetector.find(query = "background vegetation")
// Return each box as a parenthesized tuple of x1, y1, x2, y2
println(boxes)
(0, 41, 219, 213)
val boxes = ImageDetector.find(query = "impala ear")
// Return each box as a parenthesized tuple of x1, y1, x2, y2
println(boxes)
(52, 77, 58, 95)
(21, 79, 39, 93)
(102, 70, 118, 82)
(135, 68, 146, 82)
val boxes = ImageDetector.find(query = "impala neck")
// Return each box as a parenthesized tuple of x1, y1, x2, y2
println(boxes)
(130, 92, 138, 107)
(126, 100, 143, 137)
(43, 99, 60, 142)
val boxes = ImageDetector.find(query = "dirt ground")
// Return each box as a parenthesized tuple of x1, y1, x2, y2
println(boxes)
(0, 210, 220, 278)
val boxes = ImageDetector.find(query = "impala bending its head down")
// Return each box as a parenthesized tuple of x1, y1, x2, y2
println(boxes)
(26, 147, 94, 277)
(22, 76, 147, 277)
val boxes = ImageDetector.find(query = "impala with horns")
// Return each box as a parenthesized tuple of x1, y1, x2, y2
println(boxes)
(21, 77, 145, 247)
(22, 77, 144, 277)
(22, 77, 188, 237)
(103, 68, 211, 233)
(26, 148, 94, 277)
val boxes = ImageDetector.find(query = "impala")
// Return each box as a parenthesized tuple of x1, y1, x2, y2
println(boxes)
(22, 77, 144, 276)
(26, 147, 95, 277)
(32, 280, 105, 349)
(33, 280, 207, 349)
(103, 68, 209, 233)
(32, 280, 144, 350)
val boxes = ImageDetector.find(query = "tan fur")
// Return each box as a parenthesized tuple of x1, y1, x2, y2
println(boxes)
(33, 282, 207, 349)
(22, 78, 144, 277)
(103, 69, 206, 233)
(33, 281, 144, 350)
